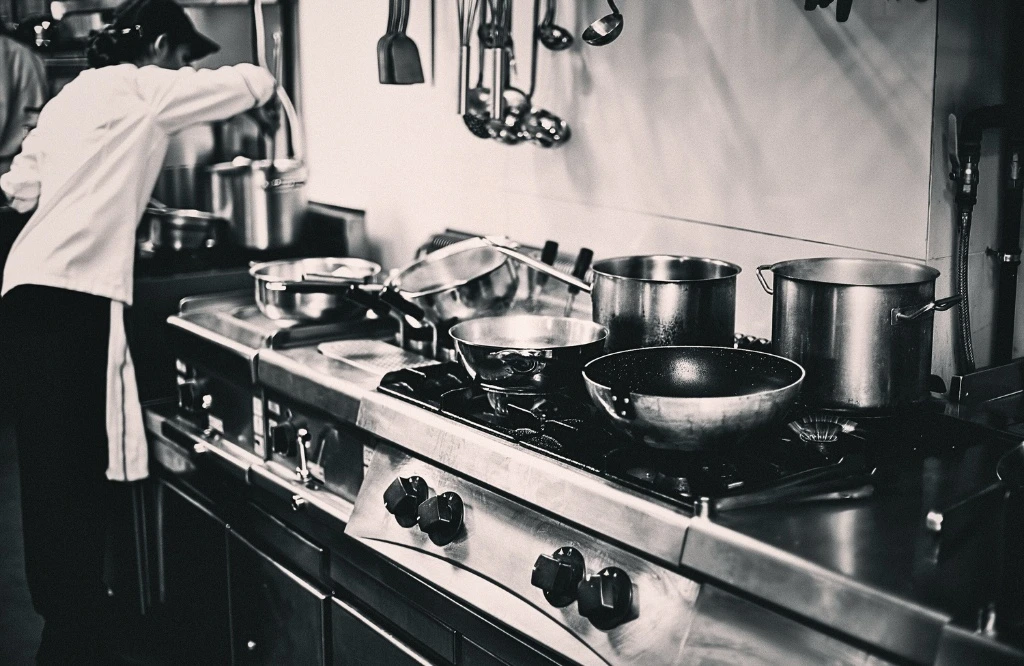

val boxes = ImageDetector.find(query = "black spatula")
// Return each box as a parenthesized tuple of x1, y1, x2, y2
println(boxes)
(389, 0, 424, 84)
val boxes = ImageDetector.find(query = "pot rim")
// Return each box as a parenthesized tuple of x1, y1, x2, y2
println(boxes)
(582, 345, 806, 399)
(767, 257, 940, 287)
(449, 314, 609, 350)
(591, 255, 742, 283)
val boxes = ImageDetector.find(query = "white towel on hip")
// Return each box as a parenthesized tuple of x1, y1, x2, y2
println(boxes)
(105, 300, 149, 482)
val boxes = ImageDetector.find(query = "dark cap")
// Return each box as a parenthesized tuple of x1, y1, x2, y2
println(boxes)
(114, 0, 219, 62)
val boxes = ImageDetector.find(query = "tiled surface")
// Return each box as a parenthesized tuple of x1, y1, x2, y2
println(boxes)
(299, 0, 937, 265)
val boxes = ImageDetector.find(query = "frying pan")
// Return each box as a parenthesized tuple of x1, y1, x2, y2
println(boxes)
(926, 441, 1024, 533)
(583, 346, 805, 451)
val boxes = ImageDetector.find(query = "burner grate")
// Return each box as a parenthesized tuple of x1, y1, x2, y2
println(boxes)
(378, 361, 874, 511)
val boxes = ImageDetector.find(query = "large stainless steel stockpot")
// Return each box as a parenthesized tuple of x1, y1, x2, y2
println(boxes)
(251, 257, 381, 321)
(207, 88, 307, 250)
(590, 255, 740, 352)
(449, 315, 608, 403)
(757, 258, 961, 412)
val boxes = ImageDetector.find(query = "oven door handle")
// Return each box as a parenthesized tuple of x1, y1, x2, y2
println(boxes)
(160, 420, 250, 481)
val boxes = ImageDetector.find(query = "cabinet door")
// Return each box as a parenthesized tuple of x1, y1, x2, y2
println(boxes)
(155, 478, 231, 664)
(331, 597, 435, 666)
(228, 529, 330, 665)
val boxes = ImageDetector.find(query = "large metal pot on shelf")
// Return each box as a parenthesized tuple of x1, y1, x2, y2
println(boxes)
(756, 257, 961, 412)
(135, 204, 229, 258)
(207, 87, 307, 251)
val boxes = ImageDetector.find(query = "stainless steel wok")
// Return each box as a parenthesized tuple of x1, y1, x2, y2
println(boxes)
(251, 257, 381, 321)
(583, 346, 805, 450)
(449, 315, 608, 401)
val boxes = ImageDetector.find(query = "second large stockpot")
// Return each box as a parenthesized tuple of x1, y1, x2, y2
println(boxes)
(757, 258, 960, 411)
(590, 255, 740, 351)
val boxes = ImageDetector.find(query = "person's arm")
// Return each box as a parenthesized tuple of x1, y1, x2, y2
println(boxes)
(0, 127, 42, 213)
(137, 63, 277, 135)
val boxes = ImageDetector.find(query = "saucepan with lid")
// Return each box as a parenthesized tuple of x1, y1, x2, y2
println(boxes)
(449, 314, 608, 413)
(583, 346, 805, 451)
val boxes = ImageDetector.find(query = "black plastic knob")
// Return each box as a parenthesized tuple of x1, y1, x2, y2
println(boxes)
(383, 476, 429, 528)
(416, 492, 464, 546)
(576, 567, 633, 630)
(271, 422, 298, 456)
(531, 547, 585, 608)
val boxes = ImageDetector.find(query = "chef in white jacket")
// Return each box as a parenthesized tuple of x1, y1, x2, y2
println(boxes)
(0, 0, 276, 660)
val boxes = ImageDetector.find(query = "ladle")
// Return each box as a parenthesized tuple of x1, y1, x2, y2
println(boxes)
(537, 0, 572, 51)
(582, 0, 623, 46)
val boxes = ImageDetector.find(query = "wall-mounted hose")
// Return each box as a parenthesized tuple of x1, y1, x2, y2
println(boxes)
(954, 205, 976, 373)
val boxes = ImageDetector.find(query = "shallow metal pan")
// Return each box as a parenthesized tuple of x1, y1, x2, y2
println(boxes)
(583, 346, 805, 451)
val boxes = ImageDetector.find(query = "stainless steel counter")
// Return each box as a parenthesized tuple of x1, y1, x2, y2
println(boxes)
(241, 344, 1024, 664)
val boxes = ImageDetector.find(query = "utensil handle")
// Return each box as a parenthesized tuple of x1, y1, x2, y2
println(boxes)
(925, 480, 1007, 533)
(379, 285, 428, 322)
(275, 85, 305, 164)
(891, 295, 963, 325)
(714, 477, 874, 512)
(756, 264, 774, 295)
(458, 44, 470, 115)
(482, 236, 592, 292)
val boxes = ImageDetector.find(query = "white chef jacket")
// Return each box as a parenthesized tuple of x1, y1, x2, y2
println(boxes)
(0, 35, 47, 177)
(0, 62, 276, 481)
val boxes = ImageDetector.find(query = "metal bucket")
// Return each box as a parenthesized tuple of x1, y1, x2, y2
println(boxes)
(757, 258, 961, 411)
(590, 255, 740, 352)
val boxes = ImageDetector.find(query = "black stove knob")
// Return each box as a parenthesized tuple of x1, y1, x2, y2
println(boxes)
(576, 567, 633, 630)
(416, 491, 464, 546)
(531, 547, 585, 608)
(271, 422, 298, 456)
(383, 476, 429, 528)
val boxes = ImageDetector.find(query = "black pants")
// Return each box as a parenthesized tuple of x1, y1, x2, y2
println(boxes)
(1, 285, 113, 664)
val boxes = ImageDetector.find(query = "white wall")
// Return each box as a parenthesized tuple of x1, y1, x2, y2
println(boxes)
(296, 0, 1006, 380)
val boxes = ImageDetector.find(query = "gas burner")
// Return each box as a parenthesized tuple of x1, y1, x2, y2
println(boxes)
(788, 414, 858, 444)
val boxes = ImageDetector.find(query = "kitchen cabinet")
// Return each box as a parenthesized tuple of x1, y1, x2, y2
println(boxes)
(332, 596, 436, 666)
(227, 528, 331, 665)
(154, 477, 232, 663)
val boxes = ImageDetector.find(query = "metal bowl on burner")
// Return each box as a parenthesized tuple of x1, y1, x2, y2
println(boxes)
(449, 315, 608, 415)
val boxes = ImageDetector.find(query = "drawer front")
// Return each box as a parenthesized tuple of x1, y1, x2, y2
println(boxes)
(239, 500, 328, 584)
(228, 529, 330, 665)
(332, 597, 436, 666)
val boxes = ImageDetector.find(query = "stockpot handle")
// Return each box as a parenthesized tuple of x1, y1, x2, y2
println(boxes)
(482, 236, 592, 293)
(756, 264, 774, 295)
(891, 295, 963, 325)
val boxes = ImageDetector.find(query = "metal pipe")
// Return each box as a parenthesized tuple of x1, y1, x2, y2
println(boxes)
(955, 205, 976, 373)
(993, 147, 1023, 363)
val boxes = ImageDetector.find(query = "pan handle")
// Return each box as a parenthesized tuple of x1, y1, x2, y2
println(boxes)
(607, 382, 637, 420)
(891, 295, 963, 325)
(755, 264, 774, 295)
(925, 479, 1007, 533)
(482, 236, 593, 293)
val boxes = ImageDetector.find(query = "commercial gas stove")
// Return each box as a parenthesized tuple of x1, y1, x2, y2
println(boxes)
(166, 291, 394, 464)
(375, 358, 877, 515)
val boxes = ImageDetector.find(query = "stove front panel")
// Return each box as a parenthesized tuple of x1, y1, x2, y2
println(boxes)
(346, 441, 702, 666)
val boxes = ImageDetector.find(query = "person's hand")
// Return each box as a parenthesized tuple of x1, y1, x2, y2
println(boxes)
(247, 93, 282, 136)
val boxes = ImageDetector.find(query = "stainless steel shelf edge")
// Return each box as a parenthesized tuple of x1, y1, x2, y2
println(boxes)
(355, 391, 690, 567)
(681, 518, 950, 664)
(258, 347, 382, 425)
